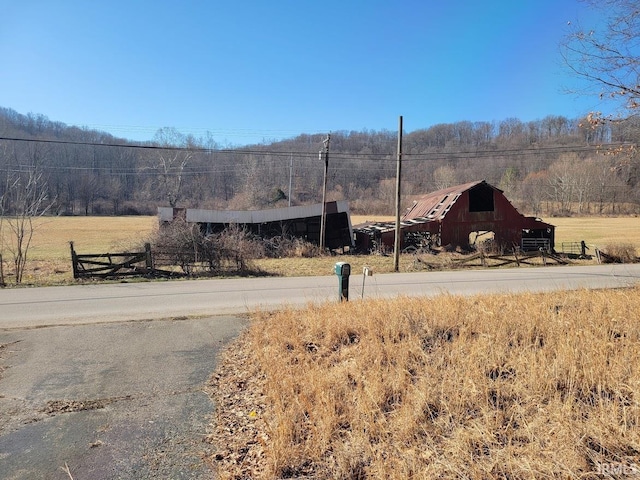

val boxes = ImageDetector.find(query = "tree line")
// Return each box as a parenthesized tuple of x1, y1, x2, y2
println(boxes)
(1, 107, 639, 221)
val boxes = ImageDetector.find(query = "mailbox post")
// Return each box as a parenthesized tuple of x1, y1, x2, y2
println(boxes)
(362, 265, 373, 298)
(334, 262, 351, 302)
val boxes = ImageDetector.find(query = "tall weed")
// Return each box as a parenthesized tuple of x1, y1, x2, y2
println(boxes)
(218, 288, 640, 479)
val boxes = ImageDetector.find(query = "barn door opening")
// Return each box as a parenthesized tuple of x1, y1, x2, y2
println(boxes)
(469, 230, 495, 252)
(521, 228, 552, 252)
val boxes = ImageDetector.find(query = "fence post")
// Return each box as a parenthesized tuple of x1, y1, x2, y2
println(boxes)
(0, 254, 5, 287)
(145, 243, 153, 272)
(70, 241, 79, 279)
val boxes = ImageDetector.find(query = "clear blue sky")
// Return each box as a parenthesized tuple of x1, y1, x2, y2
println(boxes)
(1, 0, 606, 146)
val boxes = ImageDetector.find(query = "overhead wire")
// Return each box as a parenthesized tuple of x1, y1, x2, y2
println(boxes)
(0, 135, 634, 182)
(0, 134, 630, 160)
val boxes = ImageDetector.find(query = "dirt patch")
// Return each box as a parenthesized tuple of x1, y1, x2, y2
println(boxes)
(41, 395, 132, 415)
(205, 332, 272, 479)
(0, 341, 21, 383)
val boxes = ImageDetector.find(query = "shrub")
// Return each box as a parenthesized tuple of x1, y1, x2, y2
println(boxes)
(208, 224, 266, 271)
(152, 220, 262, 275)
(263, 235, 322, 259)
(601, 243, 638, 263)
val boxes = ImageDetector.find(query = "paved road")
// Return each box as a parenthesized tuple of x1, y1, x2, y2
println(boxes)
(1, 264, 640, 329)
(1, 264, 639, 479)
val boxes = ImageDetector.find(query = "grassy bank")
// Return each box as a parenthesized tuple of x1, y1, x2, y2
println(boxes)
(208, 287, 640, 479)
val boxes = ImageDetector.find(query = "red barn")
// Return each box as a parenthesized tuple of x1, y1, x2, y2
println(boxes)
(354, 180, 554, 253)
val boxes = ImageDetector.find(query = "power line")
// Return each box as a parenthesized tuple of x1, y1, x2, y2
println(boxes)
(0, 136, 593, 161)
(1, 135, 634, 161)
(0, 135, 330, 157)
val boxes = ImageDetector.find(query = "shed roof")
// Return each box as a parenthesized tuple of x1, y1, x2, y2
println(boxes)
(158, 201, 350, 224)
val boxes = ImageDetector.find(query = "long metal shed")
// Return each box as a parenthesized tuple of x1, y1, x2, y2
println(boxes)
(158, 201, 354, 251)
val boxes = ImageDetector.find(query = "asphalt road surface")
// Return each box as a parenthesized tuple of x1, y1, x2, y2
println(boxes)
(1, 264, 639, 479)
(1, 264, 640, 329)
(0, 316, 248, 480)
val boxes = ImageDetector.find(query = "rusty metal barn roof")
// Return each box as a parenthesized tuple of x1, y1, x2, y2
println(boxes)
(354, 181, 492, 235)
(403, 180, 493, 221)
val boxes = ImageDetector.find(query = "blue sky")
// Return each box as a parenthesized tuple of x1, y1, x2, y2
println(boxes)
(1, 1, 606, 146)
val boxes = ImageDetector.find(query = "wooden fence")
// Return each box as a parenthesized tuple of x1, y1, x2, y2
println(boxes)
(70, 242, 183, 279)
(452, 249, 569, 268)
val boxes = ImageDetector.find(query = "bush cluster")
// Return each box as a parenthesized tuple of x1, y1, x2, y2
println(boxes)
(152, 220, 323, 275)
(152, 219, 260, 275)
(601, 243, 638, 263)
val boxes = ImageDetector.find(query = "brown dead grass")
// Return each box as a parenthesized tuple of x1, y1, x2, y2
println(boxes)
(208, 287, 640, 479)
(552, 217, 640, 254)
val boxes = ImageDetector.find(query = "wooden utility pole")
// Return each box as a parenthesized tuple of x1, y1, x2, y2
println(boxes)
(319, 134, 330, 251)
(394, 116, 403, 272)
(288, 153, 293, 207)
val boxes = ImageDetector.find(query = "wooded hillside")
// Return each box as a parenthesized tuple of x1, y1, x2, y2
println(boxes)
(1, 107, 639, 217)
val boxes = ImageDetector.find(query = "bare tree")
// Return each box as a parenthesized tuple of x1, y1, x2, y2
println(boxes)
(0, 169, 6, 286)
(546, 155, 577, 215)
(581, 155, 625, 213)
(571, 159, 595, 214)
(499, 166, 519, 198)
(149, 127, 193, 208)
(2, 167, 54, 283)
(76, 172, 99, 215)
(521, 171, 548, 215)
(433, 165, 457, 190)
(562, 0, 640, 117)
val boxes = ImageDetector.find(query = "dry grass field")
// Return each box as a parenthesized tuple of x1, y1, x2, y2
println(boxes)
(0, 216, 157, 284)
(24, 216, 158, 259)
(208, 287, 640, 479)
(551, 216, 640, 252)
(0, 215, 639, 284)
